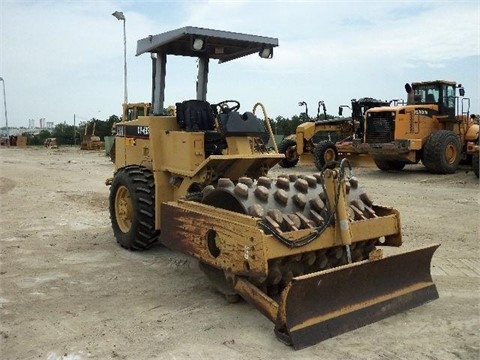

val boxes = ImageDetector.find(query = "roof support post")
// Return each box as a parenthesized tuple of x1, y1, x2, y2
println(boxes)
(196, 55, 209, 101)
(152, 51, 167, 115)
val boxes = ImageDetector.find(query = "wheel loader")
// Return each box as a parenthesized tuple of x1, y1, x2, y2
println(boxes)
(107, 26, 439, 349)
(278, 98, 389, 170)
(359, 80, 479, 173)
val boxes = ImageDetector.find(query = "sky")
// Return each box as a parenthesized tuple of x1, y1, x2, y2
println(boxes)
(0, 0, 479, 127)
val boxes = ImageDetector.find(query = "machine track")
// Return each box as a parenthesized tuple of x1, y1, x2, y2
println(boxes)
(201, 171, 378, 296)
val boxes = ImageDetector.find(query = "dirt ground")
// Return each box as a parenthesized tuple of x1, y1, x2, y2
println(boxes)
(0, 146, 478, 360)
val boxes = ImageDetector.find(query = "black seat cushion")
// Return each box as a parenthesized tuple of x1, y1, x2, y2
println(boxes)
(176, 100, 215, 131)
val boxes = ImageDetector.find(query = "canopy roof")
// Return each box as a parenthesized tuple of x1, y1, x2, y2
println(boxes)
(136, 26, 279, 63)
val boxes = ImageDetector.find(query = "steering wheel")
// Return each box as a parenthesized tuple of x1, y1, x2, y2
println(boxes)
(214, 100, 240, 114)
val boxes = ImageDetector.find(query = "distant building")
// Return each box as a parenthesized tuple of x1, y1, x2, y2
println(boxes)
(0, 117, 56, 137)
(0, 127, 22, 136)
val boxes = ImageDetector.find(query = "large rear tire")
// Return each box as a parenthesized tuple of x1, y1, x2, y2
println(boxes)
(373, 158, 406, 171)
(422, 130, 461, 174)
(109, 166, 159, 250)
(278, 139, 299, 168)
(313, 140, 338, 170)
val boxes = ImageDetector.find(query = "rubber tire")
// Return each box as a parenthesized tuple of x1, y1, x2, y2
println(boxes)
(373, 158, 406, 171)
(422, 130, 461, 174)
(313, 140, 338, 171)
(278, 138, 299, 168)
(109, 166, 159, 250)
(473, 148, 479, 178)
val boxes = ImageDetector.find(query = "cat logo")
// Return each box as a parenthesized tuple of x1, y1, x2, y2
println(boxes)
(126, 138, 136, 146)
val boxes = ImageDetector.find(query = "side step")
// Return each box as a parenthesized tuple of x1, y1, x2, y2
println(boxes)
(234, 244, 439, 350)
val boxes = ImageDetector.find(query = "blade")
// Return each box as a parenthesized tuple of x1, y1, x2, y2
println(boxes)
(274, 244, 440, 350)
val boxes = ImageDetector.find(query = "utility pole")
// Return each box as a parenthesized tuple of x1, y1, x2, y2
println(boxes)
(0, 77, 9, 147)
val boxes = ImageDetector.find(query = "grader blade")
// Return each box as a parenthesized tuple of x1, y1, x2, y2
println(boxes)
(274, 244, 439, 350)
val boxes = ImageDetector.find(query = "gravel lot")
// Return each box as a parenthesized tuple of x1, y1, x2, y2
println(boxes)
(0, 146, 478, 360)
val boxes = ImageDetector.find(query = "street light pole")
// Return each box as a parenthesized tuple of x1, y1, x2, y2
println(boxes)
(0, 77, 9, 147)
(112, 11, 128, 105)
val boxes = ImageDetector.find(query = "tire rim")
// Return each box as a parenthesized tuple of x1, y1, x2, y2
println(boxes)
(286, 146, 298, 162)
(445, 143, 457, 165)
(324, 148, 336, 162)
(115, 185, 133, 233)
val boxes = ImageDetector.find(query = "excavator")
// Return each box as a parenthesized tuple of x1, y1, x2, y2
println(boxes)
(106, 26, 439, 349)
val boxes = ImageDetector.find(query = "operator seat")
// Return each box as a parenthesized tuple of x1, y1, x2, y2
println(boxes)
(176, 100, 215, 131)
(175, 99, 226, 156)
(426, 94, 436, 104)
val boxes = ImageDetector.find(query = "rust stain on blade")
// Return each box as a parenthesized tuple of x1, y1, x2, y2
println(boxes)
(275, 244, 440, 349)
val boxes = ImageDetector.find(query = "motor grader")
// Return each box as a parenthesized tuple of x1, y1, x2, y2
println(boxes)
(107, 26, 439, 349)
(109, 103, 153, 162)
(359, 80, 479, 173)
(278, 98, 388, 170)
(80, 121, 104, 150)
(122, 102, 151, 121)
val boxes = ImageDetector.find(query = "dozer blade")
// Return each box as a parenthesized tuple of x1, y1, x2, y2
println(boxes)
(274, 244, 439, 350)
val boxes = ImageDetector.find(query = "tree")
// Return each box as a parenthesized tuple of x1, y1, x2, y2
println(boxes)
(274, 116, 293, 136)
(37, 129, 52, 145)
(107, 115, 120, 131)
(22, 132, 39, 145)
(52, 123, 77, 145)
(80, 117, 118, 141)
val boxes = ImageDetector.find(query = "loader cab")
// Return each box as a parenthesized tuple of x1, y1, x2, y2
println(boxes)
(348, 98, 390, 138)
(411, 80, 458, 120)
(351, 98, 390, 121)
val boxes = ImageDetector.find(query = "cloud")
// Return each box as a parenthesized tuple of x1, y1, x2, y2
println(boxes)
(0, 0, 478, 126)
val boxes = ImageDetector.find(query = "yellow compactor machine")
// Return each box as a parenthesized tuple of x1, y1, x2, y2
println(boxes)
(107, 27, 439, 349)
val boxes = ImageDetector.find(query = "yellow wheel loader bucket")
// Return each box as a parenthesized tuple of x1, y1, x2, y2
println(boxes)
(273, 244, 439, 349)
